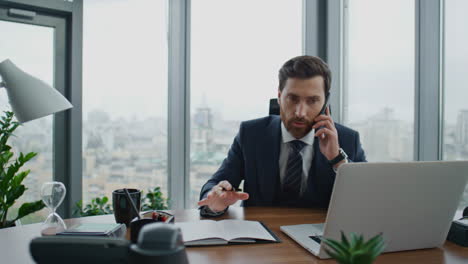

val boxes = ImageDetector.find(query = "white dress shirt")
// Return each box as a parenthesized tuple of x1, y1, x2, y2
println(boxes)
(279, 122, 315, 195)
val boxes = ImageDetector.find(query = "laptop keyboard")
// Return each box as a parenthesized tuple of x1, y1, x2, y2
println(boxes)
(309, 235, 322, 244)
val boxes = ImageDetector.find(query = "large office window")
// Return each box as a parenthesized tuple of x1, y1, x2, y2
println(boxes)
(343, 0, 415, 162)
(82, 0, 169, 204)
(0, 20, 53, 224)
(443, 0, 468, 208)
(189, 0, 302, 207)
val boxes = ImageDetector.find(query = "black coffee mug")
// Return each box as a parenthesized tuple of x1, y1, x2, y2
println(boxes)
(112, 188, 141, 226)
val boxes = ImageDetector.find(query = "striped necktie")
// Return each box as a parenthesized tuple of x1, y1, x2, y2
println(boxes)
(282, 140, 306, 199)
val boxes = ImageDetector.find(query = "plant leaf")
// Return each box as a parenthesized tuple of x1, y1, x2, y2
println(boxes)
(341, 231, 350, 248)
(370, 241, 386, 259)
(14, 200, 45, 221)
(362, 233, 385, 253)
(322, 237, 350, 259)
(6, 185, 25, 205)
(350, 251, 374, 264)
(12, 171, 29, 188)
(22, 152, 37, 163)
(324, 248, 347, 264)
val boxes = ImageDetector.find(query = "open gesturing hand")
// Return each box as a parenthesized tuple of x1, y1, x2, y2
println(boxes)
(197, 180, 249, 212)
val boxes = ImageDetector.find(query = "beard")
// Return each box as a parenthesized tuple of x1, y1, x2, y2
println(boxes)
(284, 117, 313, 139)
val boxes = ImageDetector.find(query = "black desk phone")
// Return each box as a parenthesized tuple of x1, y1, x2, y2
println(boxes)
(447, 206, 468, 247)
(30, 223, 189, 264)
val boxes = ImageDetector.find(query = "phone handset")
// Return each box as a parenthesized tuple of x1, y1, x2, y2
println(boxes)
(312, 92, 330, 127)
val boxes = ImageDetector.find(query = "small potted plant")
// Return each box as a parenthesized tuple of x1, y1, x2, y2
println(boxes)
(73, 196, 113, 217)
(0, 111, 45, 228)
(74, 186, 169, 217)
(141, 186, 169, 211)
(322, 231, 385, 264)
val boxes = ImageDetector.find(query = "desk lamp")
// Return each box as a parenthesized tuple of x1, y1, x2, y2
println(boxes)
(0, 58, 72, 234)
(0, 59, 72, 123)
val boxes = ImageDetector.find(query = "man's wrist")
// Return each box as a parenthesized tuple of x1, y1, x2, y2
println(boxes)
(207, 205, 227, 213)
(199, 205, 228, 217)
(328, 148, 348, 165)
(327, 148, 340, 161)
(332, 158, 348, 173)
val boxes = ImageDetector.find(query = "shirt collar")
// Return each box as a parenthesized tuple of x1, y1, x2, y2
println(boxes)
(281, 121, 315, 146)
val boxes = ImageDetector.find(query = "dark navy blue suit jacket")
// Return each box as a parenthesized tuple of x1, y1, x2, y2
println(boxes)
(200, 115, 367, 208)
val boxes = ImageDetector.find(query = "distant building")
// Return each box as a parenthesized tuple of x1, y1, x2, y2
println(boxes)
(192, 107, 214, 153)
(349, 108, 413, 161)
(456, 110, 468, 146)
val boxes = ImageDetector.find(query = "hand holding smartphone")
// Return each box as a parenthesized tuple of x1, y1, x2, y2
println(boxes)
(312, 92, 330, 128)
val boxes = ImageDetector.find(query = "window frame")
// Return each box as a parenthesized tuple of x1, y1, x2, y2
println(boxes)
(168, 0, 190, 209)
(0, 0, 83, 218)
(329, 0, 444, 162)
(414, 0, 444, 161)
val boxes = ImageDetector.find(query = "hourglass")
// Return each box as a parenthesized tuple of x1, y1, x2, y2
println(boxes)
(40, 181, 67, 236)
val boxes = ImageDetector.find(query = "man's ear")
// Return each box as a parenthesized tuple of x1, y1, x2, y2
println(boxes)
(277, 90, 282, 105)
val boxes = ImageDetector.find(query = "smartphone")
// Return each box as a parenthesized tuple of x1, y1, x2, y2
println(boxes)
(312, 92, 330, 127)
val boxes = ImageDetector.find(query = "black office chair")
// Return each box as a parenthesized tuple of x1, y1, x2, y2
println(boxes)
(269, 98, 280, 115)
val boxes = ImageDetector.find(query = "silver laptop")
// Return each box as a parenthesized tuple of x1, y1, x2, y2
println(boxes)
(280, 161, 468, 259)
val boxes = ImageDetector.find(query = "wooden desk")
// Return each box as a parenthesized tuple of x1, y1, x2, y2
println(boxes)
(0, 207, 467, 263)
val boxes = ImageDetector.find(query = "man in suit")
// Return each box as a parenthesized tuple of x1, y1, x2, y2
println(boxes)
(198, 56, 366, 216)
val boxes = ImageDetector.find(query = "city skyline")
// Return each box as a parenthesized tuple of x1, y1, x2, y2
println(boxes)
(3, 98, 467, 225)
(81, 103, 468, 209)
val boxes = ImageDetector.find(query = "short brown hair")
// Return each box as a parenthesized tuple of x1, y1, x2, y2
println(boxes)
(278, 55, 331, 94)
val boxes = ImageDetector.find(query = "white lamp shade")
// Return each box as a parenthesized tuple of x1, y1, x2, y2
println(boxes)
(0, 59, 72, 123)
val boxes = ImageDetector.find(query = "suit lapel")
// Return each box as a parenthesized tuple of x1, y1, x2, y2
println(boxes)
(256, 116, 281, 203)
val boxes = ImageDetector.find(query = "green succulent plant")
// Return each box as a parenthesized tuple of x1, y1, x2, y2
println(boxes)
(0, 111, 45, 228)
(322, 231, 385, 264)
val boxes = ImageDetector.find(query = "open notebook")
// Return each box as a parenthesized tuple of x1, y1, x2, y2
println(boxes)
(174, 219, 281, 246)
